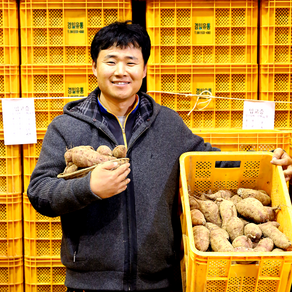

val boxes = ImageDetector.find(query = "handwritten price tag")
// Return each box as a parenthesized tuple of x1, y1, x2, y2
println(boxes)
(242, 101, 275, 130)
(2, 99, 37, 145)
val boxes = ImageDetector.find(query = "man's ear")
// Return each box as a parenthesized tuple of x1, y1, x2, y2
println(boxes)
(143, 64, 147, 78)
(92, 60, 97, 77)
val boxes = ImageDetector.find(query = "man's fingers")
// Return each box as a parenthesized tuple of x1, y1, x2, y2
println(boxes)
(283, 165, 292, 182)
(272, 148, 286, 159)
(270, 149, 292, 168)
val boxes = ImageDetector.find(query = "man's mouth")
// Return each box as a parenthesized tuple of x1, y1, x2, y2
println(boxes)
(111, 81, 130, 85)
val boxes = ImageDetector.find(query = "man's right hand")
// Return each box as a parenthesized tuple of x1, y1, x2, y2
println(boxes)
(90, 160, 131, 199)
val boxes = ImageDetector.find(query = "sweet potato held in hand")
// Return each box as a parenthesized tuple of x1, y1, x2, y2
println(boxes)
(65, 146, 116, 168)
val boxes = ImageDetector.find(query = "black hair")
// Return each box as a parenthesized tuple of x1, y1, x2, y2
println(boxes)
(90, 20, 151, 65)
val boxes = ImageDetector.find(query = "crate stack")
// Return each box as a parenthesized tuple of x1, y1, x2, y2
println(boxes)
(20, 0, 132, 131)
(259, 0, 292, 129)
(22, 133, 66, 292)
(20, 1, 132, 291)
(0, 1, 23, 292)
(193, 129, 292, 153)
(146, 0, 258, 129)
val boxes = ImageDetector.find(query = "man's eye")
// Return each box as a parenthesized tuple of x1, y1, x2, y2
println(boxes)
(128, 62, 135, 65)
(107, 61, 115, 64)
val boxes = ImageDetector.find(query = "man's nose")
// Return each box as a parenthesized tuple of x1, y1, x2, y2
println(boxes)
(114, 62, 127, 76)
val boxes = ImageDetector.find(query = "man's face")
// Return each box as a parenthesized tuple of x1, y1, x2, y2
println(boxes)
(92, 45, 147, 103)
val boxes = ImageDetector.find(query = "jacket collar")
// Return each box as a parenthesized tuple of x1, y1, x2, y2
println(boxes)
(63, 87, 159, 138)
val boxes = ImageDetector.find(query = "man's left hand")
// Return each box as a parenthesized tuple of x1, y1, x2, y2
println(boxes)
(270, 148, 292, 182)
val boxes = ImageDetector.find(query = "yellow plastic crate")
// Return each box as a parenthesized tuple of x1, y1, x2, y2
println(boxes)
(260, 0, 292, 64)
(0, 0, 19, 65)
(146, 0, 258, 64)
(179, 151, 292, 292)
(0, 133, 22, 194)
(192, 129, 292, 154)
(147, 64, 258, 128)
(20, 0, 132, 65)
(23, 131, 46, 192)
(0, 65, 20, 131)
(24, 257, 66, 292)
(0, 257, 23, 292)
(21, 65, 99, 130)
(259, 64, 292, 129)
(0, 193, 22, 258)
(23, 193, 61, 258)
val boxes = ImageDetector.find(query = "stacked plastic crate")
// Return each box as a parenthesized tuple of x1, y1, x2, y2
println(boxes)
(0, 1, 24, 292)
(20, 1, 132, 291)
(259, 0, 292, 128)
(146, 0, 258, 129)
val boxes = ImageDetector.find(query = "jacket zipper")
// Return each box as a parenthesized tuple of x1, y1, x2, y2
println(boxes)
(95, 118, 151, 291)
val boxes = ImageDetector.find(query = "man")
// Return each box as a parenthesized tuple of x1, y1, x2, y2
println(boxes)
(27, 21, 292, 292)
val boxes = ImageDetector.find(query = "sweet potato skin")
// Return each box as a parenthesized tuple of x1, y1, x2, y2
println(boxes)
(226, 216, 244, 242)
(218, 199, 237, 230)
(244, 223, 262, 241)
(194, 198, 222, 227)
(191, 209, 206, 226)
(232, 235, 253, 249)
(210, 230, 234, 252)
(96, 145, 113, 156)
(259, 222, 292, 249)
(237, 188, 271, 206)
(236, 198, 277, 223)
(112, 145, 127, 158)
(65, 146, 115, 167)
(253, 238, 274, 252)
(193, 225, 210, 251)
(206, 223, 229, 239)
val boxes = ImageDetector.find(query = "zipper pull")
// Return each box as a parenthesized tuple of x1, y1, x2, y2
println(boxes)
(73, 251, 76, 262)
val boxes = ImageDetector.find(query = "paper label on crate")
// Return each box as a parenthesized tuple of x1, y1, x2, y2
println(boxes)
(242, 101, 275, 130)
(2, 98, 37, 145)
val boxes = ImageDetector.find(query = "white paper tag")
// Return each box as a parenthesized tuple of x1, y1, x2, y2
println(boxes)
(242, 101, 275, 130)
(2, 99, 37, 145)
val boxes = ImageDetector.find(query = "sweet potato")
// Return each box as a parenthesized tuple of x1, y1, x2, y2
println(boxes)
(239, 217, 250, 226)
(112, 145, 127, 158)
(193, 225, 210, 252)
(205, 223, 229, 239)
(64, 146, 94, 164)
(217, 199, 237, 230)
(253, 238, 274, 252)
(226, 216, 244, 242)
(210, 229, 234, 252)
(193, 197, 222, 226)
(191, 209, 206, 226)
(244, 223, 262, 241)
(204, 190, 233, 200)
(229, 195, 242, 205)
(96, 145, 113, 156)
(272, 248, 285, 252)
(189, 196, 200, 210)
(237, 188, 271, 206)
(259, 222, 292, 249)
(63, 162, 78, 174)
(232, 235, 253, 249)
(65, 146, 115, 167)
(236, 198, 279, 223)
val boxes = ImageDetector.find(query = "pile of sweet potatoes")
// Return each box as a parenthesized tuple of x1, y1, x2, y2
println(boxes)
(62, 144, 127, 174)
(189, 188, 292, 253)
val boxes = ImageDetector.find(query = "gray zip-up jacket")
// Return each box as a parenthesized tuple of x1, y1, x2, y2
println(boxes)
(27, 90, 219, 291)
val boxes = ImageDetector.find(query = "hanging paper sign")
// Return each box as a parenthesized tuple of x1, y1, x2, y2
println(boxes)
(242, 101, 275, 130)
(2, 98, 37, 145)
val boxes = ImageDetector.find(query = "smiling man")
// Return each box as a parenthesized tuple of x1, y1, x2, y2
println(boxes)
(27, 21, 292, 292)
